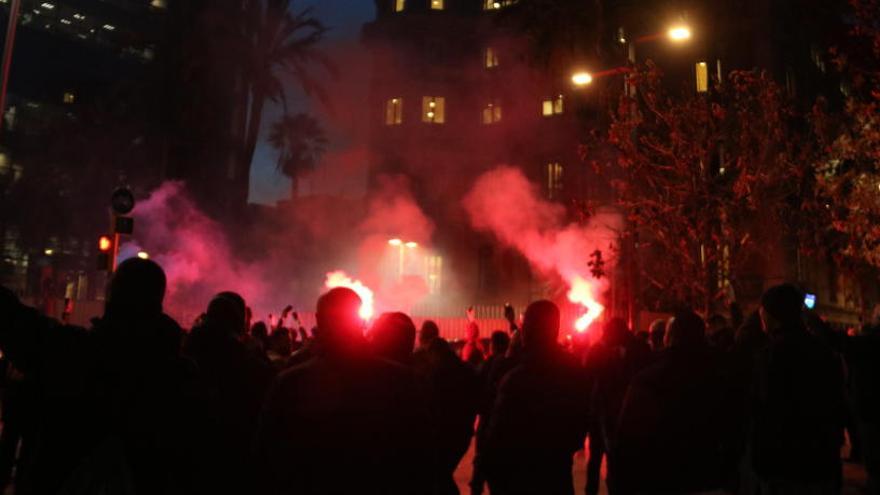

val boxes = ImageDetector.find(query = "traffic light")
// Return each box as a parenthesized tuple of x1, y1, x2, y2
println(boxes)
(97, 235, 114, 271)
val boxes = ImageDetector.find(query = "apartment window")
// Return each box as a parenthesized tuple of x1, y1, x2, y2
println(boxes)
(484, 47, 499, 68)
(431, 0, 443, 9)
(62, 92, 75, 104)
(542, 95, 563, 116)
(483, 0, 514, 9)
(385, 97, 403, 125)
(482, 101, 502, 124)
(422, 96, 445, 124)
(546, 162, 563, 199)
(695, 62, 708, 93)
(426, 255, 443, 294)
(395, 0, 404, 12)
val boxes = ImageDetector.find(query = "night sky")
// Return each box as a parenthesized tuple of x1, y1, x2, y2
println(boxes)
(249, 0, 376, 205)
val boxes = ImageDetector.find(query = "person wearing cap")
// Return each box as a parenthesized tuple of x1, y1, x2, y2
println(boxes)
(748, 283, 846, 494)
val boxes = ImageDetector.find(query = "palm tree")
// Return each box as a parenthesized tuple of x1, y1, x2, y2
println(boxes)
(234, 0, 335, 203)
(268, 113, 327, 198)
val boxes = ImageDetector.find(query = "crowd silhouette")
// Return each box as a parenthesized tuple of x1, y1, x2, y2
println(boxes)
(0, 257, 878, 495)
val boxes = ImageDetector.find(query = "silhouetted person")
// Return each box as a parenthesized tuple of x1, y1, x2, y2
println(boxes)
(255, 288, 431, 494)
(615, 310, 741, 494)
(370, 312, 417, 365)
(583, 318, 651, 495)
(461, 307, 486, 367)
(418, 320, 441, 349)
(412, 333, 479, 495)
(184, 291, 275, 495)
(470, 330, 514, 495)
(748, 284, 846, 494)
(485, 300, 589, 495)
(648, 319, 666, 353)
(708, 313, 735, 351)
(0, 258, 204, 495)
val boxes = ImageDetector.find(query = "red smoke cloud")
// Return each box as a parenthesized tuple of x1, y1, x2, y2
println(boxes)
(124, 181, 269, 324)
(463, 166, 621, 332)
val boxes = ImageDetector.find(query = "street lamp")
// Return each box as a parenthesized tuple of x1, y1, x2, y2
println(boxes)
(667, 25, 692, 42)
(571, 71, 594, 87)
(388, 238, 418, 279)
(137, 251, 149, 259)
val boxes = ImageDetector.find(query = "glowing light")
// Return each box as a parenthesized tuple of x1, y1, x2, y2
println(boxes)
(60, 19, 71, 25)
(668, 25, 692, 42)
(137, 251, 149, 259)
(571, 72, 593, 86)
(405, 241, 418, 249)
(102, 24, 116, 31)
(567, 275, 605, 333)
(324, 271, 375, 321)
(73, 13, 85, 20)
(40, 2, 55, 9)
(98, 236, 113, 252)
(44, 248, 54, 256)
(388, 238, 402, 246)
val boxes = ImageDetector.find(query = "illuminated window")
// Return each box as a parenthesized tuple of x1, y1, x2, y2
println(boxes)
(426, 255, 443, 294)
(482, 101, 502, 124)
(483, 0, 514, 9)
(542, 95, 563, 116)
(695, 61, 708, 93)
(484, 47, 499, 68)
(62, 92, 75, 104)
(431, 0, 443, 9)
(395, 0, 404, 12)
(385, 98, 403, 125)
(546, 162, 563, 199)
(422, 96, 445, 124)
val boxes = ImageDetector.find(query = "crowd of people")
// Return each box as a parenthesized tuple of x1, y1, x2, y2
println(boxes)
(0, 257, 878, 495)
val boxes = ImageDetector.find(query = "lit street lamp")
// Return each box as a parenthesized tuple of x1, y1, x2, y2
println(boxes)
(571, 71, 594, 87)
(667, 25, 692, 42)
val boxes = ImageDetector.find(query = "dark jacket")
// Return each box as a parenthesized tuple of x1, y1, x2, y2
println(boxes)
(615, 345, 741, 494)
(0, 292, 205, 495)
(255, 350, 432, 494)
(183, 325, 275, 495)
(750, 324, 846, 483)
(412, 339, 480, 491)
(485, 347, 589, 495)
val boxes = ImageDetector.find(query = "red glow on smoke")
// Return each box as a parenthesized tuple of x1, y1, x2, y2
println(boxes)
(324, 270, 375, 320)
(464, 167, 619, 335)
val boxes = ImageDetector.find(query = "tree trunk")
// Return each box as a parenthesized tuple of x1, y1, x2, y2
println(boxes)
(239, 86, 266, 207)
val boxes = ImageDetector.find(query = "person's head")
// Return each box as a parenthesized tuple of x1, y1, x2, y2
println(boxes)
(601, 317, 630, 347)
(369, 312, 416, 363)
(105, 258, 166, 320)
(419, 320, 440, 348)
(490, 330, 510, 357)
(205, 291, 247, 337)
(706, 314, 728, 335)
(316, 287, 365, 353)
(521, 300, 560, 351)
(664, 310, 706, 349)
(760, 284, 805, 334)
(251, 321, 268, 341)
(648, 319, 666, 351)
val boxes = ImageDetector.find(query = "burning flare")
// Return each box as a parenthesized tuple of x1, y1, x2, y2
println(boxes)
(567, 275, 605, 333)
(324, 271, 375, 320)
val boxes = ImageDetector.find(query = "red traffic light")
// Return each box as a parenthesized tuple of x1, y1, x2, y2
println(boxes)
(98, 235, 113, 252)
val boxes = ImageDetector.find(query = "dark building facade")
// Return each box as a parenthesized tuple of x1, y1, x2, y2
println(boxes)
(365, 0, 870, 324)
